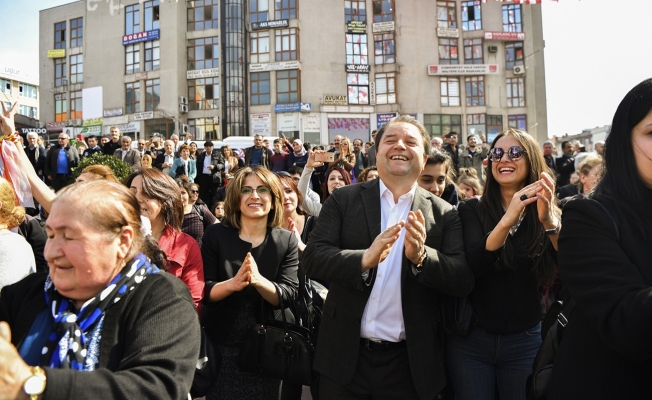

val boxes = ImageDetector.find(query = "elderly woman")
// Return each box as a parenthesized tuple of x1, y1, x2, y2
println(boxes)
(201, 166, 299, 400)
(0, 177, 36, 289)
(0, 180, 199, 399)
(125, 169, 204, 313)
(548, 78, 652, 399)
(557, 155, 603, 200)
(170, 144, 197, 182)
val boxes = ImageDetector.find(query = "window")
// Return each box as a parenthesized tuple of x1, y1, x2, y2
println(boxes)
(0, 79, 9, 94)
(144, 0, 160, 31)
(54, 22, 66, 49)
(55, 58, 67, 87)
(465, 76, 485, 106)
(188, 0, 219, 31)
(374, 33, 395, 64)
(145, 79, 160, 111)
(424, 114, 462, 137)
(188, 37, 219, 70)
(189, 118, 219, 141)
(503, 4, 522, 32)
(126, 44, 140, 74)
(277, 70, 299, 103)
(345, 0, 366, 23)
(189, 77, 220, 110)
(346, 34, 368, 65)
(467, 113, 485, 138)
(439, 38, 458, 65)
(250, 0, 269, 23)
(250, 31, 270, 63)
(19, 83, 37, 99)
(250, 72, 270, 105)
(372, 0, 394, 23)
(54, 94, 67, 122)
(487, 114, 503, 142)
(346, 72, 369, 104)
(508, 114, 527, 131)
(463, 38, 483, 64)
(461, 1, 481, 31)
(506, 77, 525, 107)
(275, 28, 298, 61)
(19, 105, 37, 119)
(126, 82, 140, 114)
(144, 40, 160, 71)
(70, 18, 83, 47)
(505, 42, 524, 70)
(437, 1, 457, 28)
(70, 90, 82, 119)
(275, 0, 297, 19)
(375, 72, 396, 105)
(125, 4, 140, 35)
(440, 77, 459, 107)
(70, 54, 83, 84)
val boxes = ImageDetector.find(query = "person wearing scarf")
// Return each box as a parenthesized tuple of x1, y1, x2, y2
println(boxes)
(287, 138, 309, 169)
(0, 180, 199, 400)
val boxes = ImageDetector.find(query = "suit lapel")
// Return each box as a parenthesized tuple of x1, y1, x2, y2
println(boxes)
(361, 179, 382, 239)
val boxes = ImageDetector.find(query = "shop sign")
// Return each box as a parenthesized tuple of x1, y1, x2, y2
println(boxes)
(47, 49, 66, 58)
(437, 27, 459, 38)
(427, 64, 499, 76)
(346, 21, 367, 34)
(345, 64, 370, 73)
(103, 108, 123, 118)
(187, 68, 220, 79)
(274, 103, 312, 113)
(249, 61, 301, 72)
(83, 117, 103, 127)
(372, 21, 395, 33)
(377, 113, 397, 127)
(251, 19, 289, 30)
(323, 95, 347, 106)
(134, 111, 154, 120)
(122, 29, 160, 46)
(484, 31, 525, 41)
(251, 113, 272, 136)
(20, 128, 47, 135)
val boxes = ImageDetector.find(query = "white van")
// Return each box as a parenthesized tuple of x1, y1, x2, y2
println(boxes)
(219, 135, 279, 152)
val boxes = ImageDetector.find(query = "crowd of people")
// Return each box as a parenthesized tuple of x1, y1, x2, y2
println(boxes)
(0, 78, 651, 400)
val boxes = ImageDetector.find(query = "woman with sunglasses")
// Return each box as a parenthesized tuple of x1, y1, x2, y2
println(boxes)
(446, 128, 560, 400)
(176, 179, 217, 247)
(200, 166, 299, 400)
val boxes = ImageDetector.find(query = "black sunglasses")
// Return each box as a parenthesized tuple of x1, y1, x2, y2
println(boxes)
(489, 146, 527, 162)
(191, 190, 199, 194)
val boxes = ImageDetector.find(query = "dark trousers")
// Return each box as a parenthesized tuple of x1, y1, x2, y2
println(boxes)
(51, 174, 70, 192)
(196, 173, 215, 207)
(319, 342, 418, 400)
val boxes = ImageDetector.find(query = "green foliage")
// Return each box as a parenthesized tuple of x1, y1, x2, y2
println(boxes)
(71, 153, 133, 182)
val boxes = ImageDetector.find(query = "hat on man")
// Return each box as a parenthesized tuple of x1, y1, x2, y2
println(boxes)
(204, 141, 214, 147)
(101, 133, 110, 139)
(151, 132, 161, 138)
(444, 132, 458, 139)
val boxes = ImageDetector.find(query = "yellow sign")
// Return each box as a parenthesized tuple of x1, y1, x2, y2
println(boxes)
(47, 49, 66, 58)
(83, 117, 103, 127)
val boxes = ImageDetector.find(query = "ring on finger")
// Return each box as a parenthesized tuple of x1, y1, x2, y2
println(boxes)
(520, 194, 528, 201)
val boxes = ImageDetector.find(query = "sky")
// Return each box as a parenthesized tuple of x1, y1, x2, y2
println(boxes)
(1, 0, 651, 138)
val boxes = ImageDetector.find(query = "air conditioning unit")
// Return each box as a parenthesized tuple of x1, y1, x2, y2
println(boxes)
(488, 45, 498, 53)
(181, 124, 189, 134)
(179, 96, 188, 105)
(179, 104, 189, 113)
(513, 65, 525, 75)
(73, 118, 82, 126)
(65, 120, 73, 126)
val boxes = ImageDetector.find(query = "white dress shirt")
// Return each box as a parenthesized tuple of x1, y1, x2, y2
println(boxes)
(202, 153, 212, 174)
(162, 153, 174, 174)
(360, 179, 417, 342)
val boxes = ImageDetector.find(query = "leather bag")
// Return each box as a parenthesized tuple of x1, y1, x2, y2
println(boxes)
(238, 283, 315, 386)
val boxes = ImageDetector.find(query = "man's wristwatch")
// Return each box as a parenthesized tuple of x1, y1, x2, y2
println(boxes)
(414, 250, 427, 269)
(23, 366, 46, 400)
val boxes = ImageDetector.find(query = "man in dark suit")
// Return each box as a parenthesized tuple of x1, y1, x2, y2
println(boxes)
(195, 141, 224, 206)
(25, 132, 46, 180)
(556, 140, 575, 186)
(302, 115, 474, 399)
(112, 136, 141, 171)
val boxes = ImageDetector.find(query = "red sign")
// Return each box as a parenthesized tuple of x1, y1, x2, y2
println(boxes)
(484, 31, 526, 41)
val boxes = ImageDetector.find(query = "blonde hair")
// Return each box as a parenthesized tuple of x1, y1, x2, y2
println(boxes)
(0, 177, 25, 229)
(457, 168, 483, 196)
(81, 165, 120, 183)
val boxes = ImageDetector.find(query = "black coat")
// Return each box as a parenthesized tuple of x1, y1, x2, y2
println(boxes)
(195, 151, 225, 185)
(548, 197, 652, 399)
(301, 179, 474, 399)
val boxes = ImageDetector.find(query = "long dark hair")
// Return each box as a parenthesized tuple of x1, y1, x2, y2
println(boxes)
(124, 169, 184, 231)
(594, 78, 652, 218)
(481, 128, 559, 285)
(321, 167, 351, 203)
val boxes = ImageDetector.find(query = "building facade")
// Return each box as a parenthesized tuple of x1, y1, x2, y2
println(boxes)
(39, 0, 547, 146)
(0, 64, 41, 136)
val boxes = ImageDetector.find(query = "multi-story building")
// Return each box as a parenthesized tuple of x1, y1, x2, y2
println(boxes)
(0, 64, 41, 136)
(39, 0, 547, 146)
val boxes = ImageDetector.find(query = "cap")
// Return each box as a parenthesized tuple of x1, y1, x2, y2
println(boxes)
(204, 141, 214, 147)
(150, 132, 161, 138)
(102, 134, 110, 139)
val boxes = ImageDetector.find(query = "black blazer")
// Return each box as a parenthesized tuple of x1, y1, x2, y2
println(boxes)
(201, 223, 299, 344)
(548, 197, 652, 399)
(195, 151, 225, 185)
(301, 179, 474, 400)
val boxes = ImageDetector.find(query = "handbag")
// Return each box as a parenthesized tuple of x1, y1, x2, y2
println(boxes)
(190, 327, 221, 398)
(238, 283, 315, 386)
